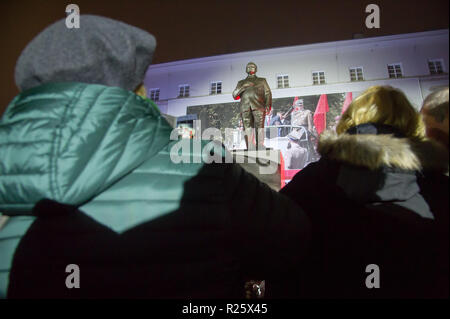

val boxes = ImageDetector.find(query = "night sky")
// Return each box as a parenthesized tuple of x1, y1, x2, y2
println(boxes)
(0, 0, 448, 113)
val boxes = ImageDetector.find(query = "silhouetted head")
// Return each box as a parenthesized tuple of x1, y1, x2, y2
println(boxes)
(421, 87, 449, 148)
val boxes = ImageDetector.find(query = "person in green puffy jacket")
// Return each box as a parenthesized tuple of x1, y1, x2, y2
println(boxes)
(0, 15, 311, 298)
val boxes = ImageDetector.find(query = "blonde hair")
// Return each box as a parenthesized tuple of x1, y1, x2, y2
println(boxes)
(336, 86, 425, 139)
(134, 83, 147, 98)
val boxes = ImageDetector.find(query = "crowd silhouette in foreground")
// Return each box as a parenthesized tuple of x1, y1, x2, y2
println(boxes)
(0, 15, 448, 299)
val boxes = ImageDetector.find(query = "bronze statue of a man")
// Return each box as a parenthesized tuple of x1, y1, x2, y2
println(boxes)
(232, 62, 272, 149)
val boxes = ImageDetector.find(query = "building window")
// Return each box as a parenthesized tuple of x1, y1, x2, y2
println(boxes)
(428, 59, 445, 75)
(210, 81, 222, 95)
(178, 84, 190, 97)
(349, 67, 364, 81)
(149, 88, 160, 101)
(277, 75, 289, 88)
(387, 63, 403, 78)
(312, 71, 326, 85)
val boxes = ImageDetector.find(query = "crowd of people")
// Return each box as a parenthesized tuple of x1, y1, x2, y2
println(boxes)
(0, 15, 448, 299)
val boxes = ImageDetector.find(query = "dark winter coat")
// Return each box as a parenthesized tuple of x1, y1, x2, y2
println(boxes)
(0, 82, 311, 298)
(279, 127, 449, 298)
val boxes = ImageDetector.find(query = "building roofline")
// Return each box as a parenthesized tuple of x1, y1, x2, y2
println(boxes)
(148, 29, 449, 71)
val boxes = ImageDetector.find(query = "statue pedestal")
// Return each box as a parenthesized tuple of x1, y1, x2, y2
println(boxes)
(230, 148, 281, 191)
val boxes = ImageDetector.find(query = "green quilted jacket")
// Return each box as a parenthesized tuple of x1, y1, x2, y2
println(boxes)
(0, 82, 310, 298)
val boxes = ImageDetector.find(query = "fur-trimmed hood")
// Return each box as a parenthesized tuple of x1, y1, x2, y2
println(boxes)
(318, 130, 449, 173)
(314, 130, 448, 218)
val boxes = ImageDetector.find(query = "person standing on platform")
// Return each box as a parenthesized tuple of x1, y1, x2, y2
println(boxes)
(290, 99, 318, 161)
(265, 108, 275, 139)
(291, 99, 315, 136)
(265, 108, 274, 127)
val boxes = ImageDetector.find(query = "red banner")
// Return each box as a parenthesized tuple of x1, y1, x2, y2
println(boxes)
(313, 94, 329, 135)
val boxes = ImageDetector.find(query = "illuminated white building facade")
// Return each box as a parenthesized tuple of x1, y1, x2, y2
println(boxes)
(145, 29, 449, 117)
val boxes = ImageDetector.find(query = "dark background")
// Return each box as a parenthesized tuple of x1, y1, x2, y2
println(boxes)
(1, 0, 448, 115)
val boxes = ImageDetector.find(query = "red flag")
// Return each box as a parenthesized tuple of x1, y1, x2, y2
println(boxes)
(292, 96, 299, 111)
(341, 92, 353, 114)
(313, 94, 329, 135)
